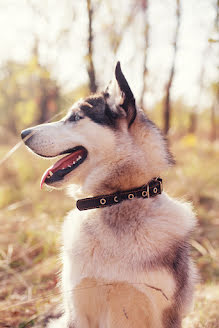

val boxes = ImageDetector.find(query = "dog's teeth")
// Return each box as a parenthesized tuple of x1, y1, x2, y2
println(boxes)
(49, 171, 53, 176)
(73, 161, 76, 164)
(68, 165, 71, 168)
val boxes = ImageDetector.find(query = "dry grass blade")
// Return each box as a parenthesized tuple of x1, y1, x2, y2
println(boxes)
(0, 109, 65, 167)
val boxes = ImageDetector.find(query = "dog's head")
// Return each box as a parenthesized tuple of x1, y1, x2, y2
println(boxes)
(21, 62, 174, 195)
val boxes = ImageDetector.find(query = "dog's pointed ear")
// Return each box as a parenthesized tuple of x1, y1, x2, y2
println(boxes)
(115, 61, 136, 127)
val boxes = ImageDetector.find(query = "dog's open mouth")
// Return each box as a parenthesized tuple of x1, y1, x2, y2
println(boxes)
(40, 146, 88, 188)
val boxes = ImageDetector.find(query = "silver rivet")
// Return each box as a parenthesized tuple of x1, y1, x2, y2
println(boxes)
(100, 198, 106, 205)
(114, 196, 118, 203)
(142, 190, 148, 197)
(128, 193, 134, 200)
(153, 187, 157, 194)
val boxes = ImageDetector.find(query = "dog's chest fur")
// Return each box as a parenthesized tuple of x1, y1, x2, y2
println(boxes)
(61, 193, 196, 327)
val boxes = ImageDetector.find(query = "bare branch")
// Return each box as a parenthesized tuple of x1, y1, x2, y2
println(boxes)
(86, 0, 97, 93)
(163, 0, 181, 135)
(140, 0, 149, 108)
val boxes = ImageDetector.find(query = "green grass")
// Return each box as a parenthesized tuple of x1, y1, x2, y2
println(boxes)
(0, 134, 218, 327)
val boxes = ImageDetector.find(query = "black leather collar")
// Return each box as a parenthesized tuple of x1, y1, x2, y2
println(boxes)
(76, 177, 162, 211)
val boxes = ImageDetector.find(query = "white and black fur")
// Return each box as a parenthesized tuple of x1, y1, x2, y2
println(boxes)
(21, 62, 197, 328)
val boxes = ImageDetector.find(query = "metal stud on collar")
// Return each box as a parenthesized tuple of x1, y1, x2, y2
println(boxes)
(100, 198, 106, 205)
(142, 190, 148, 198)
(128, 193, 135, 200)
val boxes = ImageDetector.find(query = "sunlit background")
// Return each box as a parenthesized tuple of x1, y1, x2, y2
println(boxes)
(0, 0, 218, 327)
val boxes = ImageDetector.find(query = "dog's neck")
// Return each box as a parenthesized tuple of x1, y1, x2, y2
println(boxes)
(81, 166, 161, 198)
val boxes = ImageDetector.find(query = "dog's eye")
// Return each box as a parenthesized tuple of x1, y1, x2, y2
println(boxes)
(68, 113, 82, 122)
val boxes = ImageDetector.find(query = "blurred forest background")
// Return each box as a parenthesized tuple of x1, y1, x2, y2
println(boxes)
(0, 0, 218, 327)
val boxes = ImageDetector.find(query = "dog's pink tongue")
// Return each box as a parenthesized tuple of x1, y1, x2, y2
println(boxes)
(40, 150, 82, 189)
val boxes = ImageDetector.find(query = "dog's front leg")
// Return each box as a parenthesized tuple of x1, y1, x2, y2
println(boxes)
(60, 252, 79, 327)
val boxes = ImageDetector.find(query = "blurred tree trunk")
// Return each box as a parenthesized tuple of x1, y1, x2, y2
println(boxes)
(86, 0, 97, 93)
(8, 102, 17, 134)
(0, 65, 20, 134)
(37, 83, 59, 124)
(140, 0, 149, 108)
(189, 0, 219, 135)
(210, 91, 218, 141)
(163, 0, 181, 135)
(104, 1, 135, 62)
(188, 50, 206, 134)
(210, 0, 219, 141)
(188, 112, 197, 134)
(38, 86, 47, 124)
(32, 41, 59, 124)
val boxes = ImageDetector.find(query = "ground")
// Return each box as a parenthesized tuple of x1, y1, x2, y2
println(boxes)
(0, 133, 218, 327)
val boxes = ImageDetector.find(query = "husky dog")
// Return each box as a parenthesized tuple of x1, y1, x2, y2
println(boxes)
(21, 62, 196, 328)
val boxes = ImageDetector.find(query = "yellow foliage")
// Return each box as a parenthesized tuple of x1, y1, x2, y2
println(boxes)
(28, 55, 38, 72)
(40, 70, 50, 79)
(180, 133, 197, 147)
(0, 186, 13, 208)
(15, 100, 39, 128)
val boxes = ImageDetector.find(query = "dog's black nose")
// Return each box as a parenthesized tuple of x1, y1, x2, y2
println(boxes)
(21, 128, 32, 140)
